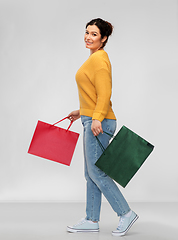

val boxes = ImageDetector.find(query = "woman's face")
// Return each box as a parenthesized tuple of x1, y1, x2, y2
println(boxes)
(84, 25, 106, 54)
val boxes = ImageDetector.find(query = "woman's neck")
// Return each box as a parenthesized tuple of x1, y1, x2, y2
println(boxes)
(90, 48, 104, 55)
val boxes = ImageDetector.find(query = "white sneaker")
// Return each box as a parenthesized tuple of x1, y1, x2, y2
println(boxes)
(112, 211, 139, 236)
(67, 218, 99, 233)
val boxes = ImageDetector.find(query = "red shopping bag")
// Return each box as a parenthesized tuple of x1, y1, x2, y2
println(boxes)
(28, 117, 79, 166)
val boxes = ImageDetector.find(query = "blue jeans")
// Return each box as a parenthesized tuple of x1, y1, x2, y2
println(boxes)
(81, 116, 130, 222)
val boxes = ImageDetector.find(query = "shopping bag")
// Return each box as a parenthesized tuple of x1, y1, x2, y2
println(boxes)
(95, 126, 154, 187)
(28, 117, 79, 166)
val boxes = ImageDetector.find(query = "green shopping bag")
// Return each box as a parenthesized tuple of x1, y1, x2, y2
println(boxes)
(95, 126, 154, 188)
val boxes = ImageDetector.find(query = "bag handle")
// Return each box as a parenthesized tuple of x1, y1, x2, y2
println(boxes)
(53, 117, 73, 131)
(95, 131, 114, 153)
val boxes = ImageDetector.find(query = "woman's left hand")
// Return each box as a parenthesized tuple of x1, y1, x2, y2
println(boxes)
(91, 119, 103, 136)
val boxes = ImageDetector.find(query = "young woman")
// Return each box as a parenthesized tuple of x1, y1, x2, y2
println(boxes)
(67, 18, 138, 236)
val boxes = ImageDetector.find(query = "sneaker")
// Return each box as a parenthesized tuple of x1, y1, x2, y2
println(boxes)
(67, 218, 99, 233)
(112, 210, 139, 236)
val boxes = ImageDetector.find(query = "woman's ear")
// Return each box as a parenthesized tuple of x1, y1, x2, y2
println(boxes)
(101, 36, 107, 43)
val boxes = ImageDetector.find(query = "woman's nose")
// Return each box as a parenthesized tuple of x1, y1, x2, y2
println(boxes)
(86, 34, 91, 40)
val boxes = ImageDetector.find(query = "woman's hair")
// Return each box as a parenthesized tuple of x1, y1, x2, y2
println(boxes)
(86, 18, 113, 48)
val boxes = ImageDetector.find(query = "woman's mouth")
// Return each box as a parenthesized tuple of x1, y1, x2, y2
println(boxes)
(86, 41, 93, 45)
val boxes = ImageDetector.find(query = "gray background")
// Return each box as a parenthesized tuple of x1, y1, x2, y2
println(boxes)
(0, 0, 177, 202)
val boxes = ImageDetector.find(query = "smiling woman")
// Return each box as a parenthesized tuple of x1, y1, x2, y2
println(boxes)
(84, 25, 107, 54)
(84, 18, 113, 55)
(67, 18, 138, 236)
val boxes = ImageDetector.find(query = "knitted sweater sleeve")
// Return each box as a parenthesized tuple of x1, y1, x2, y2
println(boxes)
(92, 67, 112, 122)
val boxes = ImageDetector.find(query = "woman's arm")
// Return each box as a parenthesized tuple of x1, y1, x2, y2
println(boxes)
(92, 68, 112, 122)
(91, 68, 111, 136)
(68, 110, 80, 122)
(91, 119, 103, 136)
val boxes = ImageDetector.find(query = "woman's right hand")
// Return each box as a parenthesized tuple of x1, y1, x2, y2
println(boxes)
(67, 110, 80, 122)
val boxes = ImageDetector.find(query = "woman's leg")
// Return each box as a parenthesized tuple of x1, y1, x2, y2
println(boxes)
(81, 116, 130, 218)
(83, 116, 102, 222)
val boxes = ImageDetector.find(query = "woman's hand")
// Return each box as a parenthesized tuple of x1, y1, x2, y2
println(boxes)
(91, 119, 103, 136)
(68, 110, 80, 122)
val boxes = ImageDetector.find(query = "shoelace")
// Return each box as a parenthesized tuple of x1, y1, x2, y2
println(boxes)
(73, 218, 86, 227)
(117, 217, 125, 230)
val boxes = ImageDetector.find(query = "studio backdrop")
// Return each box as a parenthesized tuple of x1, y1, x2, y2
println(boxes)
(0, 0, 177, 202)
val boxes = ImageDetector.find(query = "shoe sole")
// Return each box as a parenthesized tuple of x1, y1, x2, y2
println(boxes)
(67, 226, 99, 233)
(112, 214, 139, 236)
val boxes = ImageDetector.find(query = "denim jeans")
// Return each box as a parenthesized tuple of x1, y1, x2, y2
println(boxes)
(81, 116, 130, 222)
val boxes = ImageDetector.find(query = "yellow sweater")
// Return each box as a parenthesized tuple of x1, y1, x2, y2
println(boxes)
(76, 50, 116, 122)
